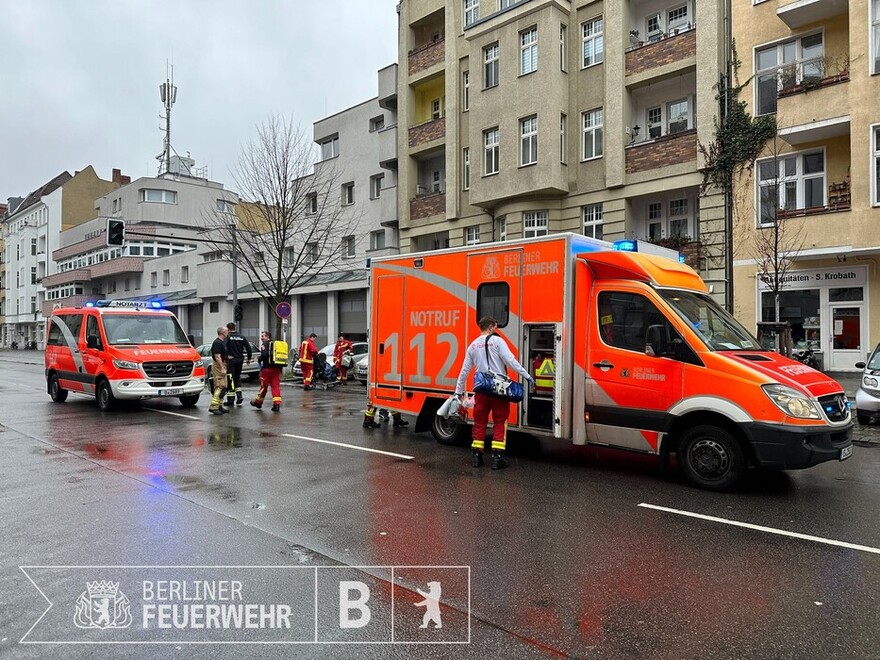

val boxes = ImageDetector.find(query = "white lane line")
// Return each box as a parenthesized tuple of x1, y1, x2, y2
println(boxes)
(142, 407, 202, 421)
(282, 433, 414, 460)
(639, 503, 880, 556)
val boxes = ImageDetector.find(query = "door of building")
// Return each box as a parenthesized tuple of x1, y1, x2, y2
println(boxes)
(827, 304, 863, 371)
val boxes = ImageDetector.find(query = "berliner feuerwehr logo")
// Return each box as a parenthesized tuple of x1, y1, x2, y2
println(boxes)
(481, 257, 500, 279)
(73, 581, 132, 629)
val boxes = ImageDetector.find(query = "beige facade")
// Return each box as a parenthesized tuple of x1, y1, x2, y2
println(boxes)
(396, 0, 728, 300)
(732, 0, 880, 371)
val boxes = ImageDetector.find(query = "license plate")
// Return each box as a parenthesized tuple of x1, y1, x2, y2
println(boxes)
(159, 388, 184, 396)
(840, 445, 853, 461)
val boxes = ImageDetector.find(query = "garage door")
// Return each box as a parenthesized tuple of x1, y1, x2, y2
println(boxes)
(301, 294, 327, 345)
(338, 289, 367, 341)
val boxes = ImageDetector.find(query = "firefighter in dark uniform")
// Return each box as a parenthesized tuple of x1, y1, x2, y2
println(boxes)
(225, 322, 253, 407)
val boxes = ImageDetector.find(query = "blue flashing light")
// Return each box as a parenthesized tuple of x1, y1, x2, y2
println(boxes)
(613, 240, 637, 252)
(85, 302, 96, 307)
(150, 301, 162, 309)
(679, 254, 687, 263)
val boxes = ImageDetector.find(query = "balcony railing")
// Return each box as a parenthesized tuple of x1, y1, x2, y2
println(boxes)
(410, 192, 445, 221)
(408, 117, 445, 149)
(626, 27, 696, 77)
(625, 129, 697, 174)
(408, 38, 444, 77)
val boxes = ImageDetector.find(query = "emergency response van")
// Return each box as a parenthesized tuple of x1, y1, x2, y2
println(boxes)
(45, 300, 206, 411)
(367, 233, 853, 490)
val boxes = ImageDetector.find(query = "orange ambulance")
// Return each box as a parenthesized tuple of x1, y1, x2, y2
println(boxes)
(367, 233, 853, 490)
(45, 300, 206, 411)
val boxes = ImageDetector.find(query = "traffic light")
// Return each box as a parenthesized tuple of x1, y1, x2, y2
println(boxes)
(234, 304, 243, 322)
(106, 219, 126, 246)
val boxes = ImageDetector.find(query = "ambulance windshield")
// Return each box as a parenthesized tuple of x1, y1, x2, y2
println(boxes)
(660, 290, 763, 351)
(103, 314, 189, 345)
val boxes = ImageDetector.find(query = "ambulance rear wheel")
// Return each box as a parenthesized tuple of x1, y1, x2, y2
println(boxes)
(96, 380, 116, 412)
(679, 425, 745, 491)
(49, 374, 68, 402)
(431, 414, 469, 446)
(179, 394, 200, 408)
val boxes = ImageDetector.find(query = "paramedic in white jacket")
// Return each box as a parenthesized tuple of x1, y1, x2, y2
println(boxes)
(454, 316, 534, 470)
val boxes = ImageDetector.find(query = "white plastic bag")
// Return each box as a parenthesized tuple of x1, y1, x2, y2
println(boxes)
(437, 394, 461, 419)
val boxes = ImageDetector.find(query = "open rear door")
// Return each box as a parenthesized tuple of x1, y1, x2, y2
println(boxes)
(373, 274, 405, 401)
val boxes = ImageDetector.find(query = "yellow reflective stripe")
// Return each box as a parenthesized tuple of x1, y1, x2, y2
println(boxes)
(471, 438, 485, 450)
(536, 359, 555, 377)
(490, 440, 506, 450)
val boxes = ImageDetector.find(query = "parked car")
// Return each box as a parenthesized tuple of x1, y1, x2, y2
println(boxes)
(855, 343, 880, 424)
(293, 341, 368, 380)
(197, 342, 261, 389)
(354, 353, 369, 385)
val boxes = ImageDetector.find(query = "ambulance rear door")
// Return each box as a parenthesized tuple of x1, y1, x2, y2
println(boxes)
(373, 273, 405, 402)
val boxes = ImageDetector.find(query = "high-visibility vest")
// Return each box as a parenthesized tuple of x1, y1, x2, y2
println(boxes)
(534, 357, 555, 393)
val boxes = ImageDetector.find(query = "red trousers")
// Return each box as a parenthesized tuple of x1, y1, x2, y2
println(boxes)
(301, 362, 313, 386)
(471, 392, 510, 452)
(256, 367, 282, 404)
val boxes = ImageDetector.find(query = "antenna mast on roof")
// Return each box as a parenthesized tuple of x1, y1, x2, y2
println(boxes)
(157, 62, 177, 176)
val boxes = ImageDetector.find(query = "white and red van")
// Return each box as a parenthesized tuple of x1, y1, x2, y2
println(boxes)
(45, 300, 206, 411)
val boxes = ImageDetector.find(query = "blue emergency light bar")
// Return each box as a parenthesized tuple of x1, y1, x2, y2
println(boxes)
(89, 300, 163, 309)
(612, 239, 686, 263)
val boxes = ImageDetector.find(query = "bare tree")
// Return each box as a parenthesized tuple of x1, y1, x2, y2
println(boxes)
(203, 115, 358, 338)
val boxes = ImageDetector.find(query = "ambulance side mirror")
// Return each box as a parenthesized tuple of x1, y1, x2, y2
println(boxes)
(86, 334, 102, 350)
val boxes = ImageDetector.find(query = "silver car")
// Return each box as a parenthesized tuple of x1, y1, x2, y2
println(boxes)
(855, 343, 880, 424)
(293, 341, 368, 380)
(197, 343, 261, 389)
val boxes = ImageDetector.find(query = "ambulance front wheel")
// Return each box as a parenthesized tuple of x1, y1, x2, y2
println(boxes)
(431, 413, 469, 446)
(179, 394, 200, 408)
(49, 374, 68, 403)
(96, 380, 116, 412)
(679, 425, 746, 491)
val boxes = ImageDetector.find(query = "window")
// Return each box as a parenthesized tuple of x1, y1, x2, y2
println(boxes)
(432, 98, 442, 120)
(560, 114, 567, 163)
(484, 127, 499, 175)
(520, 115, 538, 166)
(874, 0, 880, 74)
(581, 17, 604, 68)
(598, 291, 674, 354)
(369, 115, 384, 132)
(463, 147, 471, 190)
(873, 125, 880, 206)
(31, 238, 37, 256)
(216, 199, 235, 213)
(306, 242, 318, 263)
(124, 277, 130, 292)
(667, 5, 689, 30)
(669, 199, 689, 236)
(560, 25, 567, 72)
(31, 296, 37, 314)
(320, 136, 339, 159)
(432, 170, 443, 193)
(370, 230, 386, 251)
(210, 301, 219, 314)
(151, 272, 158, 288)
(497, 216, 507, 241)
(648, 202, 663, 239)
(583, 204, 603, 240)
(484, 42, 499, 88)
(463, 71, 470, 111)
(757, 150, 825, 224)
(307, 192, 318, 214)
(477, 282, 509, 328)
(342, 182, 354, 205)
(162, 269, 170, 286)
(582, 108, 604, 160)
(755, 33, 824, 115)
(524, 211, 549, 238)
(31, 266, 37, 284)
(646, 106, 662, 139)
(203, 251, 224, 263)
(520, 27, 537, 75)
(646, 13, 663, 41)
(342, 236, 356, 258)
(500, 0, 515, 8)
(140, 189, 177, 204)
(465, 226, 480, 246)
(464, 0, 480, 27)
(370, 174, 384, 199)
(181, 266, 189, 283)
(667, 99, 689, 134)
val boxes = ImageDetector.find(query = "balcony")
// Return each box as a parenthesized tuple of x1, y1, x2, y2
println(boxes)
(410, 191, 445, 221)
(408, 38, 444, 78)
(626, 26, 696, 79)
(378, 63, 398, 111)
(378, 124, 398, 170)
(379, 188, 398, 226)
(41, 268, 90, 288)
(408, 117, 445, 151)
(625, 129, 697, 174)
(777, 0, 849, 29)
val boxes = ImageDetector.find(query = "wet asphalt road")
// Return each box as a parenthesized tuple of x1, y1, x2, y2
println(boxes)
(1, 351, 879, 659)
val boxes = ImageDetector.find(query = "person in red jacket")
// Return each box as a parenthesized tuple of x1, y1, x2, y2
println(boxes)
(333, 333, 354, 383)
(299, 332, 319, 390)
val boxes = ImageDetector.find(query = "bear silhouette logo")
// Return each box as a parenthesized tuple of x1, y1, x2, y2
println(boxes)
(414, 581, 442, 629)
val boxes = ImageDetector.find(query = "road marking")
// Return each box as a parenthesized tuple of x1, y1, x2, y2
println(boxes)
(282, 433, 414, 460)
(639, 503, 880, 556)
(142, 407, 201, 421)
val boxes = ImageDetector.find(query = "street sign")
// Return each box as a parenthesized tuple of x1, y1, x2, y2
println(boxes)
(281, 319, 288, 325)
(275, 302, 292, 319)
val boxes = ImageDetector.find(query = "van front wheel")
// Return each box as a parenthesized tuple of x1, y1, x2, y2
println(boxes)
(679, 425, 746, 491)
(49, 374, 68, 402)
(179, 394, 200, 408)
(96, 380, 116, 412)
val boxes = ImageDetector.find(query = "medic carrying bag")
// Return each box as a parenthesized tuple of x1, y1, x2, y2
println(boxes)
(270, 340, 289, 367)
(472, 336, 524, 402)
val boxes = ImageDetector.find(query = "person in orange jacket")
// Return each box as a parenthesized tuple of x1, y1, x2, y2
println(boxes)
(299, 332, 319, 390)
(333, 333, 354, 383)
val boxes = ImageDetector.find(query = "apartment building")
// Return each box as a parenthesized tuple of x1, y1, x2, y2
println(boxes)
(0, 202, 7, 339)
(732, 0, 880, 371)
(2, 167, 121, 346)
(396, 0, 728, 299)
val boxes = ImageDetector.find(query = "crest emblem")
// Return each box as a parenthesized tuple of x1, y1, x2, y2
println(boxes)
(481, 257, 501, 279)
(74, 581, 132, 629)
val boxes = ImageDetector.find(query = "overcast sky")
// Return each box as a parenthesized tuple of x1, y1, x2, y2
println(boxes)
(1, 0, 399, 202)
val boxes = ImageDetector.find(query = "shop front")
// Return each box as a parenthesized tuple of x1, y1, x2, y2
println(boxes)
(756, 265, 869, 371)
